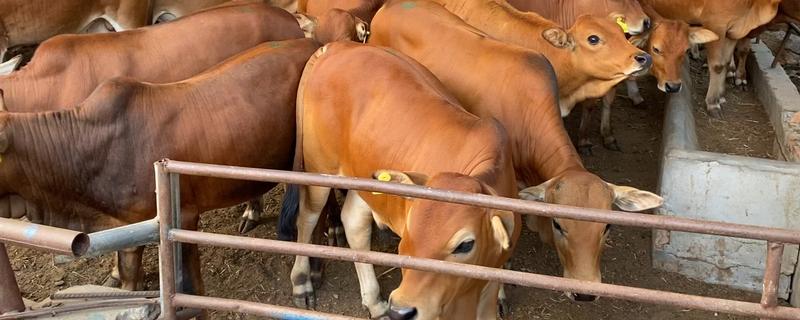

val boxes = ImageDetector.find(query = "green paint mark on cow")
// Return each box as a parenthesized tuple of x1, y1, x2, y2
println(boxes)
(401, 2, 416, 9)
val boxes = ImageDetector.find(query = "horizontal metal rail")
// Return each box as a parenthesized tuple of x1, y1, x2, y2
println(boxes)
(163, 160, 800, 244)
(0, 217, 89, 257)
(173, 294, 360, 320)
(154, 160, 800, 320)
(84, 219, 159, 257)
(170, 229, 800, 320)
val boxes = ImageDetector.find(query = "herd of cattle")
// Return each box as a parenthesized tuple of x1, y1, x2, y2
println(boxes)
(0, 0, 794, 319)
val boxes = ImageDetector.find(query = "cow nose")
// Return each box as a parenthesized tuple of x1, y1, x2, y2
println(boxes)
(665, 82, 682, 93)
(387, 304, 417, 320)
(643, 18, 652, 31)
(573, 293, 598, 302)
(634, 53, 652, 69)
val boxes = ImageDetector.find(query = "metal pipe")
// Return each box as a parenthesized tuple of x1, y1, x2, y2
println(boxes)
(0, 298, 158, 320)
(155, 161, 177, 320)
(84, 219, 159, 257)
(162, 160, 800, 245)
(760, 242, 785, 320)
(0, 243, 25, 315)
(172, 293, 360, 320)
(170, 229, 800, 320)
(0, 217, 89, 256)
(51, 290, 160, 300)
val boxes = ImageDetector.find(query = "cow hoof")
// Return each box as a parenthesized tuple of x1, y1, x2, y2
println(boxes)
(498, 297, 510, 319)
(708, 108, 723, 119)
(293, 292, 317, 310)
(578, 145, 593, 156)
(310, 257, 325, 290)
(238, 218, 259, 234)
(603, 139, 622, 152)
(735, 79, 748, 91)
(102, 275, 121, 288)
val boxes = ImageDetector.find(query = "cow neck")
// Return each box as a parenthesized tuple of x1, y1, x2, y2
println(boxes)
(0, 69, 49, 113)
(513, 99, 585, 185)
(440, 0, 557, 50)
(8, 110, 88, 194)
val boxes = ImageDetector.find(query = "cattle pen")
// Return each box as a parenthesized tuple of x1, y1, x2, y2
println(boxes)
(1, 158, 799, 319)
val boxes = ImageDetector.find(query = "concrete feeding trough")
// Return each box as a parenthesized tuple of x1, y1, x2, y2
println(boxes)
(653, 41, 800, 306)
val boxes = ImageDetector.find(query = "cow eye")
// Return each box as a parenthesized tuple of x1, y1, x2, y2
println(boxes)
(553, 220, 566, 235)
(452, 239, 475, 254)
(653, 47, 662, 55)
(587, 35, 600, 45)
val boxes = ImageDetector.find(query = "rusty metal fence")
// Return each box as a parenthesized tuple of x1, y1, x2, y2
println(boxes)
(153, 159, 800, 320)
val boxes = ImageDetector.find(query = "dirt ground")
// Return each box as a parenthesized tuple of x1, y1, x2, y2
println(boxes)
(8, 65, 783, 319)
(688, 50, 776, 159)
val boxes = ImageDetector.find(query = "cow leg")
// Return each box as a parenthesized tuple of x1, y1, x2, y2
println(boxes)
(625, 79, 645, 107)
(105, 0, 151, 31)
(734, 39, 752, 90)
(290, 186, 330, 310)
(103, 252, 122, 288)
(117, 246, 145, 291)
(238, 198, 263, 234)
(325, 190, 347, 248)
(704, 38, 736, 118)
(577, 101, 596, 156)
(340, 192, 387, 318)
(601, 90, 620, 151)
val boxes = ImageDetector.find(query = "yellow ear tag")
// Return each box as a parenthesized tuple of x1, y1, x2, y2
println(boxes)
(616, 17, 629, 34)
(373, 172, 392, 195)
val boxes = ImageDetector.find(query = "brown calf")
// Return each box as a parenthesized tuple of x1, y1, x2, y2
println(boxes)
(581, 18, 717, 152)
(430, 0, 651, 116)
(642, 0, 780, 118)
(506, 0, 651, 35)
(285, 41, 519, 319)
(370, 0, 663, 304)
(0, 38, 319, 295)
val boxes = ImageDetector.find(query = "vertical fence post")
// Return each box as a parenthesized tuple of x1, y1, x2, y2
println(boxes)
(156, 160, 177, 320)
(0, 243, 25, 314)
(760, 242, 784, 320)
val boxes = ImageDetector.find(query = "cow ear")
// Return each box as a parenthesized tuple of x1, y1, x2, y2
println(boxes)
(373, 169, 429, 186)
(518, 177, 557, 202)
(688, 27, 719, 45)
(491, 211, 516, 250)
(608, 183, 663, 212)
(542, 28, 574, 49)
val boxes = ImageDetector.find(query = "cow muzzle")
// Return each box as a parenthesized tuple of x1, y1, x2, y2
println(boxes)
(386, 303, 417, 320)
(664, 82, 682, 93)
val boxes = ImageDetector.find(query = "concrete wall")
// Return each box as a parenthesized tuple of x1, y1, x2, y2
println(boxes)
(654, 57, 800, 301)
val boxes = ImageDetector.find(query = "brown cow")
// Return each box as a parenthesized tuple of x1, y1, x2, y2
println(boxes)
(0, 2, 304, 113)
(642, 0, 780, 118)
(0, 39, 319, 295)
(298, 0, 385, 23)
(0, 0, 151, 63)
(430, 0, 651, 116)
(505, 0, 651, 35)
(581, 17, 717, 152)
(295, 8, 370, 44)
(370, 0, 663, 305)
(152, 0, 300, 23)
(283, 41, 519, 319)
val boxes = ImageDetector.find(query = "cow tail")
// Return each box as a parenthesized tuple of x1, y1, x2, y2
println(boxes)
(278, 45, 324, 241)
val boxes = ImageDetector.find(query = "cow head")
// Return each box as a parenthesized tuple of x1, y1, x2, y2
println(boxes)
(374, 170, 516, 320)
(518, 170, 662, 302)
(302, 9, 370, 44)
(631, 21, 717, 93)
(561, 15, 652, 82)
(605, 0, 651, 35)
